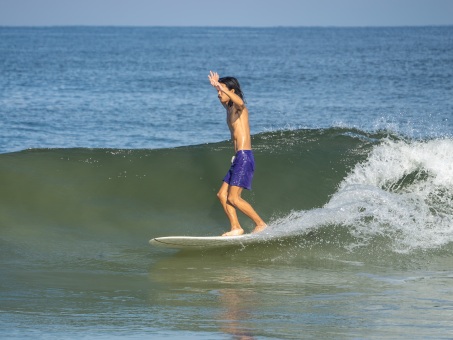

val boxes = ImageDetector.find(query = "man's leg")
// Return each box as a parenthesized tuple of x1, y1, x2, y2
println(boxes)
(217, 182, 244, 236)
(227, 186, 267, 233)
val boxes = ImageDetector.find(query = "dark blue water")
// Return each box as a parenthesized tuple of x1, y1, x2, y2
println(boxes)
(1, 26, 452, 154)
(1, 26, 453, 339)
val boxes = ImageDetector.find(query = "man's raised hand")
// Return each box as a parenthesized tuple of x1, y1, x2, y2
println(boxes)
(208, 71, 226, 92)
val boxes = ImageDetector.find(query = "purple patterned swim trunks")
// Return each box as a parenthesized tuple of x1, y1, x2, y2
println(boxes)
(223, 150, 255, 190)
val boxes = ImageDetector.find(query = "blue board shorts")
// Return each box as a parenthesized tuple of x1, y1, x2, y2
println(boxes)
(223, 150, 255, 190)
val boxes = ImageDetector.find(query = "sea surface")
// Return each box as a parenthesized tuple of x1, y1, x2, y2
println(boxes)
(1, 26, 453, 339)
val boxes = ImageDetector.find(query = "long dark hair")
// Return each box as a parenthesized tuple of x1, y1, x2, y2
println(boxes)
(219, 76, 246, 104)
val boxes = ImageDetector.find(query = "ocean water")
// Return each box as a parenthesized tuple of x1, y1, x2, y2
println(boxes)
(1, 26, 453, 339)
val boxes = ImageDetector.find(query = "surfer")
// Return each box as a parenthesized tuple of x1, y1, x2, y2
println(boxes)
(208, 71, 267, 236)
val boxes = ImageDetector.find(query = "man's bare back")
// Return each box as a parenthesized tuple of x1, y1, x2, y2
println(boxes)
(227, 103, 252, 152)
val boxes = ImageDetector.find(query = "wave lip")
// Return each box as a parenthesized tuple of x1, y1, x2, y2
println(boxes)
(323, 138, 453, 253)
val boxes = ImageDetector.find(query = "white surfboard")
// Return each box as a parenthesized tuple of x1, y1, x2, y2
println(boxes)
(149, 234, 263, 249)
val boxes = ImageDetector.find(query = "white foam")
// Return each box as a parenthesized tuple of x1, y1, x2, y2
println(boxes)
(273, 138, 453, 253)
(340, 138, 453, 189)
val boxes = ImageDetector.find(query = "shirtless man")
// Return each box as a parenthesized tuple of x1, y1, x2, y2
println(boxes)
(208, 71, 267, 236)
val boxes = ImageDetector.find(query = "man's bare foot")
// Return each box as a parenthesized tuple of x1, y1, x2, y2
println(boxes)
(252, 224, 267, 234)
(222, 228, 244, 237)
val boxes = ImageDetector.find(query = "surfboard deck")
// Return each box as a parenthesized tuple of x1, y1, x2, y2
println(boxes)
(149, 234, 261, 249)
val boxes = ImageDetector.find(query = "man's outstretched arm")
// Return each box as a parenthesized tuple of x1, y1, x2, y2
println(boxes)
(208, 71, 245, 109)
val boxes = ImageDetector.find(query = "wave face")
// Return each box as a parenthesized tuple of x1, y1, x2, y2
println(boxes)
(1, 128, 452, 265)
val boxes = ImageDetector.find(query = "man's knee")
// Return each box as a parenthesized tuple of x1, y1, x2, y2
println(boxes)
(227, 194, 240, 207)
(217, 191, 227, 204)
